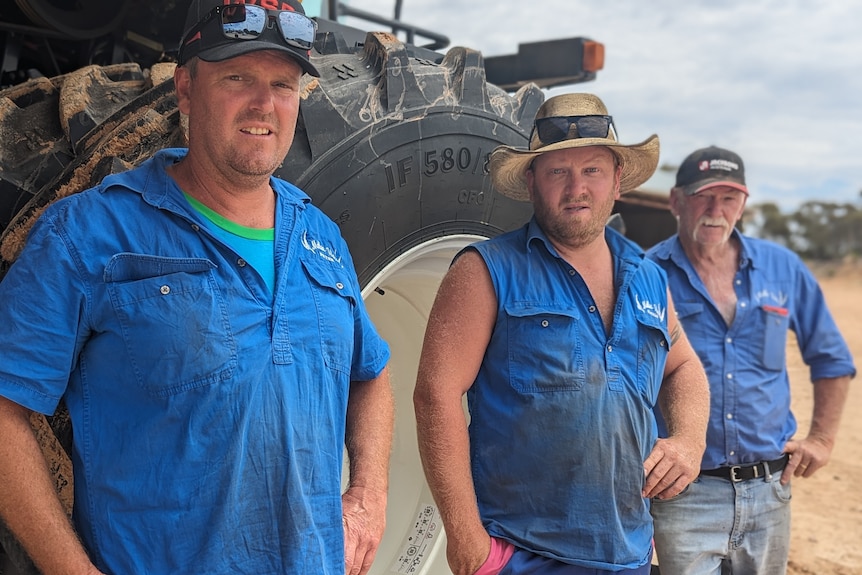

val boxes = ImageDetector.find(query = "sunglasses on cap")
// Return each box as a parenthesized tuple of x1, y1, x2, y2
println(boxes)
(531, 115, 617, 146)
(182, 4, 317, 55)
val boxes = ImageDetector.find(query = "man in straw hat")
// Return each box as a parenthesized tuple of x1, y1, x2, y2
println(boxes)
(647, 146, 855, 574)
(0, 1, 394, 574)
(414, 92, 710, 574)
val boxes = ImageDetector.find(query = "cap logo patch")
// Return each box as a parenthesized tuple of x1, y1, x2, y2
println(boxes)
(225, 0, 297, 10)
(701, 158, 739, 172)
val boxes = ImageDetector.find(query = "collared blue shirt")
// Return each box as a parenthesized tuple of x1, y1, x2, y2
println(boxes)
(467, 218, 670, 571)
(648, 231, 855, 470)
(0, 149, 390, 574)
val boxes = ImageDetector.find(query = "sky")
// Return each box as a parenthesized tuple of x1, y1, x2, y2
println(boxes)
(339, 0, 862, 212)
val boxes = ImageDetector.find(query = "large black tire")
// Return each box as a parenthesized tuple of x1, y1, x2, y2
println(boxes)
(284, 32, 541, 285)
(0, 31, 540, 574)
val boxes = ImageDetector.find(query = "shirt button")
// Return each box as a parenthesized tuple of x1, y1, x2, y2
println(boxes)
(237, 258, 247, 267)
(660, 340, 666, 347)
(588, 305, 596, 313)
(735, 279, 741, 285)
(740, 302, 747, 308)
(541, 320, 549, 327)
(607, 345, 613, 352)
(191, 224, 200, 232)
(569, 269, 576, 276)
(160, 285, 170, 295)
(726, 337, 733, 344)
(729, 450, 735, 456)
(726, 373, 733, 380)
(336, 282, 344, 290)
(726, 413, 733, 419)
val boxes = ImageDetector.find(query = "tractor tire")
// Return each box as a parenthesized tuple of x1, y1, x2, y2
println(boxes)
(0, 32, 541, 574)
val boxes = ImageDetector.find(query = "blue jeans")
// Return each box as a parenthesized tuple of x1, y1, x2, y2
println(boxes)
(498, 547, 653, 575)
(650, 474, 791, 575)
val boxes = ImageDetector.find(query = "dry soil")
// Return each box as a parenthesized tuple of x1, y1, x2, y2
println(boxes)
(786, 262, 861, 575)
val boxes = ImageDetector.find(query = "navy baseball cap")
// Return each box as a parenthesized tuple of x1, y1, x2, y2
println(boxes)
(178, 0, 320, 77)
(675, 146, 748, 196)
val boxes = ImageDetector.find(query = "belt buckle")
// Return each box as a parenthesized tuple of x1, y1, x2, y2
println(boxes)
(729, 465, 743, 482)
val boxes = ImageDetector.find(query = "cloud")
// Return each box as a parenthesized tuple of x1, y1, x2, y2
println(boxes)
(344, 0, 862, 210)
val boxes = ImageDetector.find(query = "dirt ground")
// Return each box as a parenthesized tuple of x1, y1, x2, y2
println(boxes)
(786, 262, 862, 575)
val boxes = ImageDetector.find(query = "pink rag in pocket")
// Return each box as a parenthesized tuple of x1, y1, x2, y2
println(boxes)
(762, 304, 789, 316)
(473, 537, 516, 575)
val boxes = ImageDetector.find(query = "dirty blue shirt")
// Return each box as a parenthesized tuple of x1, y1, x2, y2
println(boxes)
(468, 219, 670, 571)
(647, 231, 855, 469)
(0, 149, 390, 574)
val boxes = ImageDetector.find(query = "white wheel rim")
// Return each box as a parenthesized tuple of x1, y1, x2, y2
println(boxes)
(357, 234, 486, 575)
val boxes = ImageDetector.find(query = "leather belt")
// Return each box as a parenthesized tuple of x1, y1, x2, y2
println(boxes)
(700, 454, 789, 482)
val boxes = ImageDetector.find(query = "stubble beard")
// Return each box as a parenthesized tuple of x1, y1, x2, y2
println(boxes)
(226, 146, 285, 179)
(220, 111, 294, 180)
(537, 191, 617, 249)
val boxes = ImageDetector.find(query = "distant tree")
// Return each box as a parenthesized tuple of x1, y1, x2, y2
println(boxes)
(791, 201, 860, 260)
(835, 205, 862, 258)
(750, 202, 792, 247)
(744, 201, 861, 261)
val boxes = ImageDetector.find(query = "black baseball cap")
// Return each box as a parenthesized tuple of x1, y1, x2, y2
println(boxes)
(178, 0, 320, 77)
(675, 146, 748, 196)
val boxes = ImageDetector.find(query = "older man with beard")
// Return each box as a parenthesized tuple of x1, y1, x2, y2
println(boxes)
(413, 93, 710, 575)
(647, 146, 855, 575)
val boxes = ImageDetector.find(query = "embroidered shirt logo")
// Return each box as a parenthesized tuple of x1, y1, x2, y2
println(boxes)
(754, 289, 788, 307)
(635, 293, 666, 322)
(301, 231, 342, 265)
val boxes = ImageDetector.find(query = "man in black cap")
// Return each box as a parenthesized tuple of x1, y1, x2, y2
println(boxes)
(0, 1, 394, 574)
(647, 146, 855, 574)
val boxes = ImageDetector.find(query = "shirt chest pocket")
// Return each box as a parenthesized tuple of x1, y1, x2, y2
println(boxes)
(105, 254, 236, 397)
(504, 303, 584, 393)
(674, 301, 705, 340)
(756, 305, 790, 371)
(300, 256, 357, 375)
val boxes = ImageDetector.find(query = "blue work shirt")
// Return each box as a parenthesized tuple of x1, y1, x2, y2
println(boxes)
(468, 219, 670, 571)
(648, 231, 855, 469)
(0, 149, 390, 574)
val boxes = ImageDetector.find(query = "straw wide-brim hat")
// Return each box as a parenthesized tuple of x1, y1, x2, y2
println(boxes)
(490, 93, 660, 201)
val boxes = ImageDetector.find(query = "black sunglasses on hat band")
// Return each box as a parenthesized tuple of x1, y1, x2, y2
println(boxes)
(179, 4, 317, 64)
(531, 115, 617, 146)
